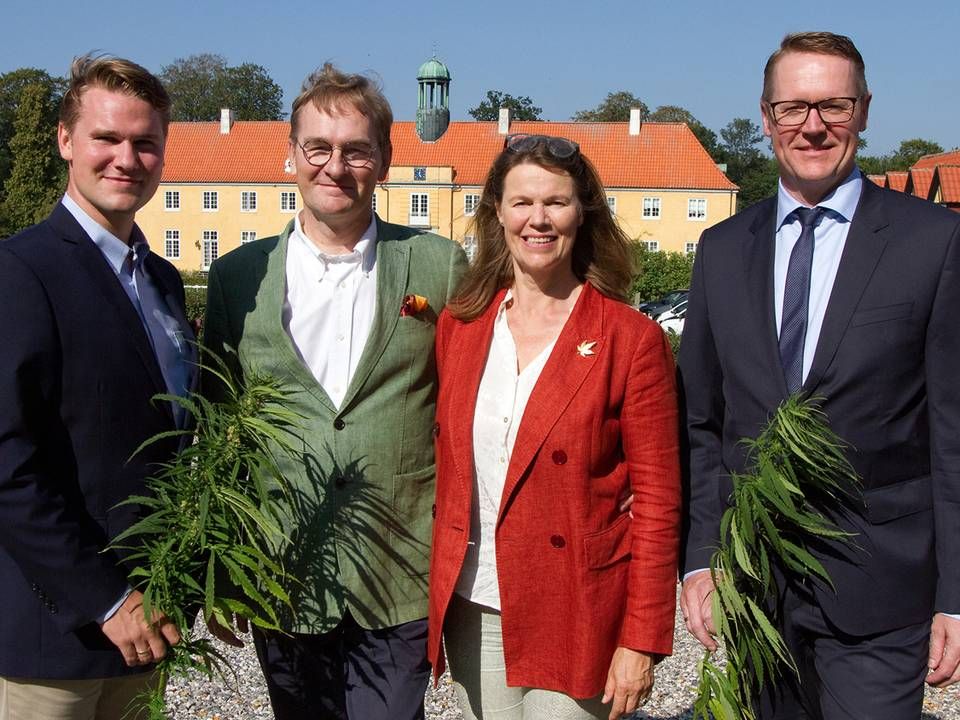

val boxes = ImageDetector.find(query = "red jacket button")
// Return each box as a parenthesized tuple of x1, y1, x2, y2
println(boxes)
(552, 450, 567, 465)
(550, 535, 566, 548)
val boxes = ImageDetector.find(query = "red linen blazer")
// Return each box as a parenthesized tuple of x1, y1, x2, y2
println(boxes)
(428, 283, 681, 698)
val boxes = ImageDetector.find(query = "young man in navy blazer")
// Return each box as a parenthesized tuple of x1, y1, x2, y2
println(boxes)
(679, 32, 960, 718)
(0, 55, 194, 719)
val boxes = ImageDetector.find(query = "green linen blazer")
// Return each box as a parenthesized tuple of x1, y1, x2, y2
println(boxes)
(203, 217, 468, 632)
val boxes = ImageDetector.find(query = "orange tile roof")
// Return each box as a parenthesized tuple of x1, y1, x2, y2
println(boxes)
(912, 150, 960, 169)
(161, 119, 737, 191)
(867, 174, 885, 187)
(931, 165, 960, 204)
(886, 171, 909, 192)
(905, 167, 934, 198)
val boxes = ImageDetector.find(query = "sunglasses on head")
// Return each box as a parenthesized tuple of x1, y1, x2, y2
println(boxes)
(504, 134, 580, 159)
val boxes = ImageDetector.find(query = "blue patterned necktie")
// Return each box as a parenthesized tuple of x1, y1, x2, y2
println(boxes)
(779, 206, 825, 394)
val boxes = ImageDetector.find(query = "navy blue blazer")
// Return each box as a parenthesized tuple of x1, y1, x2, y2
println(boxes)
(679, 178, 960, 636)
(0, 203, 194, 679)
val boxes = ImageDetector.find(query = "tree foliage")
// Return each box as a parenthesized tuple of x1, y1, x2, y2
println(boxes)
(630, 245, 695, 303)
(467, 90, 542, 121)
(888, 138, 944, 170)
(1, 82, 64, 235)
(716, 118, 775, 209)
(573, 91, 648, 122)
(160, 54, 284, 121)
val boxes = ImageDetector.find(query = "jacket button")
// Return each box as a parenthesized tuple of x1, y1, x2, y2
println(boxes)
(431, 504, 437, 518)
(334, 475, 346, 488)
(333, 418, 345, 431)
(550, 534, 566, 548)
(432, 422, 440, 438)
(552, 450, 567, 465)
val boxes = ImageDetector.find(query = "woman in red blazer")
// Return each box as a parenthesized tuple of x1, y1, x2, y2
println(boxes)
(428, 134, 681, 720)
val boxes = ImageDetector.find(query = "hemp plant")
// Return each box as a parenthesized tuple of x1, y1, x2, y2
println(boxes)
(110, 350, 301, 719)
(693, 396, 860, 719)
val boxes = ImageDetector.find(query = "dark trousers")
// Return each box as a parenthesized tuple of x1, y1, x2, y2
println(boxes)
(759, 584, 930, 720)
(252, 613, 430, 720)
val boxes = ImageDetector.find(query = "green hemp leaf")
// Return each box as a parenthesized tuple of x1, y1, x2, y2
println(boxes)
(109, 346, 303, 719)
(693, 395, 861, 719)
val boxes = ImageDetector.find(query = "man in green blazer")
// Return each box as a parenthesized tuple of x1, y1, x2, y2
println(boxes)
(203, 63, 467, 720)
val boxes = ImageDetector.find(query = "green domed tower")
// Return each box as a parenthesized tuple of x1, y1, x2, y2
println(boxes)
(416, 56, 451, 141)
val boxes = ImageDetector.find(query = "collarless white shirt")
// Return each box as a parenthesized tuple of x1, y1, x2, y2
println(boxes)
(282, 213, 378, 409)
(455, 289, 564, 610)
(773, 169, 863, 384)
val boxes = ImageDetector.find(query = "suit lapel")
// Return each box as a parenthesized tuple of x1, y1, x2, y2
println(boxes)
(742, 198, 788, 396)
(52, 206, 169, 400)
(258, 223, 338, 412)
(340, 220, 409, 412)
(804, 182, 890, 394)
(498, 283, 604, 524)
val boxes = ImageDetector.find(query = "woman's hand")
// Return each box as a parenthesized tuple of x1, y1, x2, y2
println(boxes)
(601, 646, 654, 720)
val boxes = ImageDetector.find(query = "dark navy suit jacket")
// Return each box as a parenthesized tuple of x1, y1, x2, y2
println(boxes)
(679, 178, 960, 635)
(0, 203, 194, 679)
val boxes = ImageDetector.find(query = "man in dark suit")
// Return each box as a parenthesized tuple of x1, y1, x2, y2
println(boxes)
(679, 32, 960, 718)
(0, 55, 194, 719)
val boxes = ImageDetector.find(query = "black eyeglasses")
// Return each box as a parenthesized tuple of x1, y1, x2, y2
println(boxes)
(766, 97, 859, 127)
(296, 140, 377, 168)
(504, 134, 580, 159)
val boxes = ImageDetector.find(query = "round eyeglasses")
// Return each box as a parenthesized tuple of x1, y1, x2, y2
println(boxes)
(504, 134, 580, 159)
(296, 140, 377, 168)
(766, 97, 859, 127)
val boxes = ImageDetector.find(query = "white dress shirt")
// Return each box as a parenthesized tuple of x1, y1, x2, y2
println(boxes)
(455, 290, 561, 610)
(282, 214, 378, 409)
(774, 169, 862, 383)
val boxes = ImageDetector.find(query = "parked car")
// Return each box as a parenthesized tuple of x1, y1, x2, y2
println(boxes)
(655, 298, 688, 324)
(660, 312, 685, 335)
(638, 289, 688, 318)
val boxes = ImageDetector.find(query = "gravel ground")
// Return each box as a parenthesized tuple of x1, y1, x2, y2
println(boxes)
(166, 589, 960, 719)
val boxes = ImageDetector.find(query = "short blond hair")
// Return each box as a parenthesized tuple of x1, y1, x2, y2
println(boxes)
(59, 53, 170, 133)
(763, 32, 868, 100)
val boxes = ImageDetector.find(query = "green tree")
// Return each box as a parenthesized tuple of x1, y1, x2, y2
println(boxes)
(648, 104, 721, 160)
(717, 118, 773, 209)
(573, 91, 648, 122)
(0, 68, 66, 206)
(630, 245, 695, 302)
(888, 138, 944, 170)
(467, 90, 542, 121)
(1, 83, 64, 235)
(719, 117, 764, 165)
(160, 54, 284, 121)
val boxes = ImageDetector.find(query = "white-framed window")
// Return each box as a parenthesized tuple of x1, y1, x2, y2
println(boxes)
(202, 230, 219, 270)
(241, 191, 257, 212)
(686, 241, 698, 255)
(280, 191, 297, 212)
(164, 190, 180, 211)
(164, 230, 180, 259)
(464, 194, 480, 216)
(606, 196, 616, 214)
(203, 191, 219, 211)
(241, 231, 257, 244)
(644, 240, 660, 252)
(372, 193, 377, 213)
(642, 197, 661, 218)
(463, 235, 477, 262)
(687, 198, 707, 220)
(409, 193, 429, 226)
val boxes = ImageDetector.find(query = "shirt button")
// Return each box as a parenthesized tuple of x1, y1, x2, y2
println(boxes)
(334, 418, 345, 431)
(552, 450, 567, 465)
(337, 334, 345, 341)
(338, 281, 346, 289)
(500, 456, 506, 464)
(503, 417, 509, 423)
(550, 535, 566, 548)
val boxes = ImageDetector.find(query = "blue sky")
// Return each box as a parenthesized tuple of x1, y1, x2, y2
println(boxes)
(4, 0, 957, 156)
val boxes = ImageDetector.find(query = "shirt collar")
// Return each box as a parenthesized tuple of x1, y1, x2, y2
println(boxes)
(292, 213, 378, 272)
(61, 193, 146, 275)
(776, 167, 863, 230)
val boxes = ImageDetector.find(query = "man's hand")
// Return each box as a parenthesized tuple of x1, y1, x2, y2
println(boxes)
(680, 569, 718, 652)
(100, 590, 180, 667)
(927, 613, 960, 687)
(601, 647, 654, 720)
(207, 613, 249, 648)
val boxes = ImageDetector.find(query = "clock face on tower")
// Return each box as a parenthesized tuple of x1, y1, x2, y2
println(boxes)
(414, 167, 427, 181)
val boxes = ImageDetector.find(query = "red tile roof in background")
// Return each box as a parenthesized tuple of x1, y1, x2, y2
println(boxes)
(932, 166, 960, 203)
(912, 150, 960, 169)
(905, 167, 934, 198)
(161, 120, 737, 191)
(886, 171, 909, 192)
